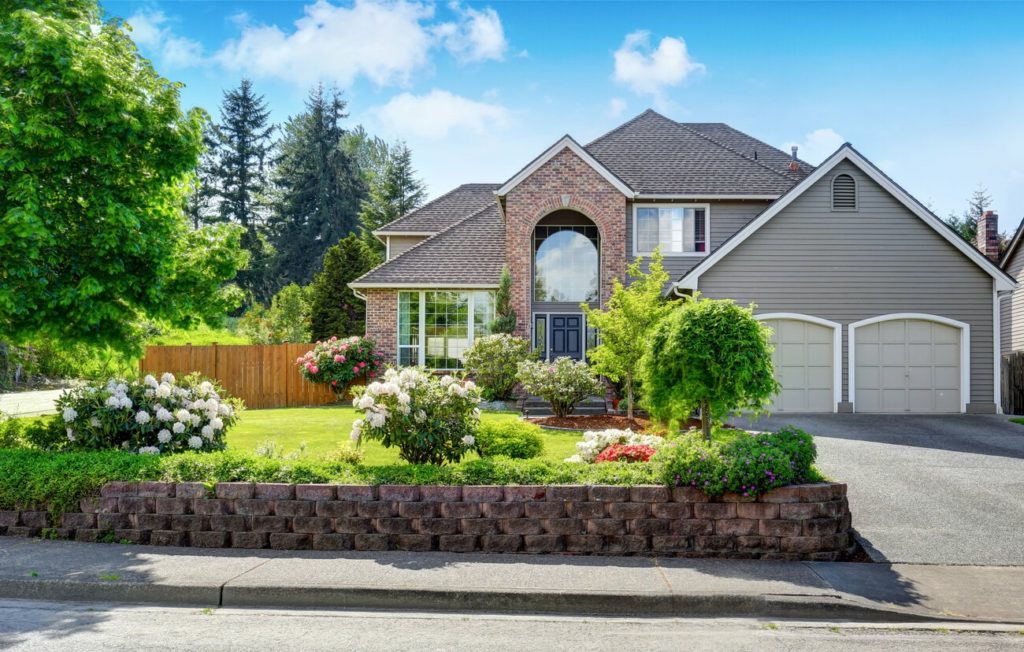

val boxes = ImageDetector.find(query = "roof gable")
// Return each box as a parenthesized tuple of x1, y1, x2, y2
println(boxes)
(1001, 217, 1024, 271)
(675, 144, 1017, 293)
(496, 135, 634, 197)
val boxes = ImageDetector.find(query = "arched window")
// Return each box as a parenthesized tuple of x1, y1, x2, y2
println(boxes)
(832, 173, 857, 210)
(533, 211, 599, 303)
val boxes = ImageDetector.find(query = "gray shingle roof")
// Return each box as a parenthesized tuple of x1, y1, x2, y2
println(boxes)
(585, 110, 808, 195)
(352, 203, 505, 287)
(375, 183, 499, 234)
(683, 122, 813, 181)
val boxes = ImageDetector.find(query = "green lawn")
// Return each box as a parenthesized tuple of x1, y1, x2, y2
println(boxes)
(148, 322, 248, 346)
(227, 405, 583, 464)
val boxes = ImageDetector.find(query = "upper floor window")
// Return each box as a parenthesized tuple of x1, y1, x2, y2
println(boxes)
(533, 211, 600, 303)
(831, 174, 857, 210)
(634, 205, 708, 256)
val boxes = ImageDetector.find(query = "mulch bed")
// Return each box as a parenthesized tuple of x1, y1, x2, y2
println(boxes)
(528, 414, 731, 435)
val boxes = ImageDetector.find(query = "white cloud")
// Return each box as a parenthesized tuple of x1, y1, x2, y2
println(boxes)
(435, 2, 508, 63)
(783, 128, 846, 165)
(216, 0, 436, 87)
(375, 89, 510, 139)
(126, 10, 205, 68)
(613, 31, 704, 97)
(608, 97, 628, 118)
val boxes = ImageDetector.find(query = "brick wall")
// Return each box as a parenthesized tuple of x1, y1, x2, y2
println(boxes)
(0, 482, 854, 559)
(364, 289, 397, 363)
(504, 148, 629, 340)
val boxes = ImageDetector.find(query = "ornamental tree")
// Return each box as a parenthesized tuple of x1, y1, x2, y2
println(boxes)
(640, 296, 779, 441)
(581, 250, 671, 419)
(489, 267, 516, 334)
(0, 1, 246, 351)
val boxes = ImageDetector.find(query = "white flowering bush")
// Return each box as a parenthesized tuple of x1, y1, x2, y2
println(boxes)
(516, 357, 603, 418)
(56, 372, 241, 454)
(564, 428, 665, 463)
(350, 368, 481, 465)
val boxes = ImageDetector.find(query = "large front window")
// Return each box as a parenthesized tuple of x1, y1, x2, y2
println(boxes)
(533, 214, 600, 303)
(398, 291, 495, 370)
(635, 205, 708, 255)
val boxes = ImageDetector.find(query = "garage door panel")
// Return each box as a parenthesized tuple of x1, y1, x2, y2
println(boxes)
(779, 366, 806, 386)
(762, 318, 834, 413)
(855, 318, 961, 413)
(780, 347, 805, 365)
(806, 366, 832, 387)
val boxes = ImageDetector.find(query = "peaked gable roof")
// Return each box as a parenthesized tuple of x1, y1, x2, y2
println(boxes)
(496, 135, 634, 197)
(1001, 217, 1024, 271)
(374, 183, 500, 235)
(351, 203, 505, 288)
(584, 110, 806, 196)
(675, 143, 1017, 293)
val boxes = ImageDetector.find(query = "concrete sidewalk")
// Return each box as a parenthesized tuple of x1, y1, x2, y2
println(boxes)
(0, 389, 63, 417)
(0, 538, 1022, 623)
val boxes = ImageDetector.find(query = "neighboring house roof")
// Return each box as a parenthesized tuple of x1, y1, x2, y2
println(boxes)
(374, 183, 500, 235)
(351, 203, 505, 288)
(674, 143, 1018, 293)
(1001, 217, 1024, 270)
(584, 110, 807, 196)
(496, 135, 635, 197)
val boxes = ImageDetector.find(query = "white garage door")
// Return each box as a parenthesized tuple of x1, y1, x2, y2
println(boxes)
(762, 318, 835, 413)
(854, 319, 961, 413)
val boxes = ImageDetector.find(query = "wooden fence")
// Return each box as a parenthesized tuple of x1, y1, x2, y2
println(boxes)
(139, 344, 337, 410)
(1002, 352, 1024, 415)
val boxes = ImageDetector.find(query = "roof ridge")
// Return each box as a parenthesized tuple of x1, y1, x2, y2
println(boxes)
(584, 109, 661, 148)
(672, 120, 806, 182)
(352, 202, 498, 285)
(375, 182, 496, 232)
(685, 122, 814, 169)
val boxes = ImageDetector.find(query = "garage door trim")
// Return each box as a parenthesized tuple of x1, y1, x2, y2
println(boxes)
(848, 313, 970, 413)
(755, 313, 842, 413)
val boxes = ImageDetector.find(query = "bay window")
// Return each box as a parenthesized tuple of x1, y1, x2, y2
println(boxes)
(398, 291, 496, 370)
(634, 204, 708, 255)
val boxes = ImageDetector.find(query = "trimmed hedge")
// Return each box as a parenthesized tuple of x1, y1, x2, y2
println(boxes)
(474, 420, 544, 459)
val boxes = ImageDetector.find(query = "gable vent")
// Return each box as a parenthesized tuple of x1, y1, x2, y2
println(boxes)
(832, 174, 857, 210)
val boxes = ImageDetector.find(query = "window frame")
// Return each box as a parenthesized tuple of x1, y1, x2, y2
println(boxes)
(396, 290, 495, 371)
(631, 202, 711, 258)
(532, 222, 601, 304)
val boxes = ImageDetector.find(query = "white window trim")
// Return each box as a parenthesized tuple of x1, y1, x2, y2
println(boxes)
(830, 173, 858, 212)
(632, 203, 711, 258)
(847, 313, 970, 414)
(755, 313, 842, 412)
(396, 291, 494, 371)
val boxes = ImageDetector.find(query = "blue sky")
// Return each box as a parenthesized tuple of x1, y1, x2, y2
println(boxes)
(106, 0, 1024, 229)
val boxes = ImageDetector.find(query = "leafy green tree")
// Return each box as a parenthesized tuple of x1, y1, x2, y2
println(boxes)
(640, 296, 779, 441)
(212, 78, 275, 300)
(0, 0, 246, 351)
(308, 234, 379, 340)
(269, 84, 365, 287)
(582, 250, 671, 419)
(238, 283, 310, 344)
(358, 142, 426, 254)
(489, 267, 517, 334)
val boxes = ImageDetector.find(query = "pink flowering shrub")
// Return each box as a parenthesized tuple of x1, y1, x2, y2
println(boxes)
(595, 443, 657, 464)
(296, 336, 382, 393)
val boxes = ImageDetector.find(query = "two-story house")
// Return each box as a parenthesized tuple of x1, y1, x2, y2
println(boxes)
(350, 110, 1016, 414)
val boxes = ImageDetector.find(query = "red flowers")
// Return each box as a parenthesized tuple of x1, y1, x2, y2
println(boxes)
(595, 444, 657, 464)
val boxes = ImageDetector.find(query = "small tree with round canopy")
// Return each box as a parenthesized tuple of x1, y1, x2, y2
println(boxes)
(640, 296, 779, 441)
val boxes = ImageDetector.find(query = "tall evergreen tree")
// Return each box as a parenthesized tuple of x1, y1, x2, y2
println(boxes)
(183, 121, 221, 229)
(213, 78, 275, 300)
(945, 184, 992, 243)
(269, 84, 365, 287)
(358, 142, 427, 254)
(307, 233, 379, 340)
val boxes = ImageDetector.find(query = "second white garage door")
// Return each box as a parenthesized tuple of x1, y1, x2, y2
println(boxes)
(853, 318, 962, 413)
(761, 317, 836, 413)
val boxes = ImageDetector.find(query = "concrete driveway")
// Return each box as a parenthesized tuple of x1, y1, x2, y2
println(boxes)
(0, 389, 63, 417)
(741, 413, 1024, 566)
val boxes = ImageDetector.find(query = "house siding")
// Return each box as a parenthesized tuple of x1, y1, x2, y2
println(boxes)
(697, 160, 996, 412)
(1001, 247, 1024, 355)
(626, 200, 769, 280)
(388, 236, 426, 259)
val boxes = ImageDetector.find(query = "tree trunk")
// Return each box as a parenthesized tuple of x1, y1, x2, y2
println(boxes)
(625, 373, 634, 421)
(700, 398, 712, 442)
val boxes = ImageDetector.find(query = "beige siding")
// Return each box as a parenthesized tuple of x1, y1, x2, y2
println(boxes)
(388, 235, 427, 259)
(1001, 247, 1024, 355)
(626, 200, 769, 279)
(697, 160, 996, 411)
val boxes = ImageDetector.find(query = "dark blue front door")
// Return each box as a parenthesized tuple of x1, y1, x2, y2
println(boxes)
(550, 315, 583, 360)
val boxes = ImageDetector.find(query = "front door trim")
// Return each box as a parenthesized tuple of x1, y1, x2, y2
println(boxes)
(534, 312, 587, 361)
(756, 313, 842, 412)
(848, 313, 969, 413)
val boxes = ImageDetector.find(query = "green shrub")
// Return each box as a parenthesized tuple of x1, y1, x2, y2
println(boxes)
(20, 415, 67, 451)
(657, 427, 822, 497)
(516, 357, 602, 418)
(464, 334, 534, 401)
(474, 420, 544, 459)
(0, 412, 27, 449)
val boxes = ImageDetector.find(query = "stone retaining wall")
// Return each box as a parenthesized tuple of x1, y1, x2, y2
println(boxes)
(0, 482, 853, 560)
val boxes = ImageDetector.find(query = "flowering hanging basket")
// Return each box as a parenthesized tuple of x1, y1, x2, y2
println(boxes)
(296, 336, 383, 399)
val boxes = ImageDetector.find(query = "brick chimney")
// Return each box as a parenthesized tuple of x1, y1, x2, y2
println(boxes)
(976, 210, 1000, 262)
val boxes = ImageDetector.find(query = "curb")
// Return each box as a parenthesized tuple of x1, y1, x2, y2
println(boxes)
(0, 579, 949, 623)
